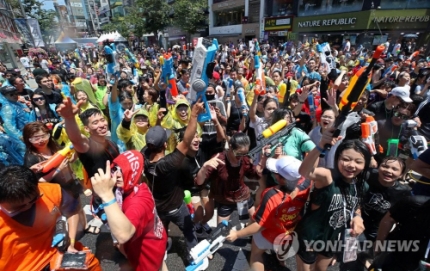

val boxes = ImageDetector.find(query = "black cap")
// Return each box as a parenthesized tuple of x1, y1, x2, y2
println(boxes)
(145, 126, 169, 149)
(0, 86, 17, 95)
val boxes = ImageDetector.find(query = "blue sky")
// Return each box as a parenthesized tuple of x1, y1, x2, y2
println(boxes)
(42, 0, 66, 10)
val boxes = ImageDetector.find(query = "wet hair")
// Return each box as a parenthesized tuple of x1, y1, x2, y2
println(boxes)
(145, 88, 159, 103)
(23, 121, 59, 154)
(380, 156, 407, 176)
(0, 166, 38, 204)
(229, 132, 250, 150)
(271, 108, 294, 125)
(79, 108, 104, 126)
(334, 139, 371, 207)
(118, 79, 132, 91)
(8, 76, 22, 86)
(263, 97, 278, 109)
(35, 74, 50, 85)
(272, 70, 282, 78)
(29, 90, 49, 108)
(119, 91, 133, 103)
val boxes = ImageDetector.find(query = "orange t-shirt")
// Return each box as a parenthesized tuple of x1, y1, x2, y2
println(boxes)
(253, 180, 311, 243)
(0, 183, 62, 271)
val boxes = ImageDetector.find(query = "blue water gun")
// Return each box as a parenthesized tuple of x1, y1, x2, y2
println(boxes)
(125, 48, 137, 64)
(189, 38, 218, 122)
(308, 93, 316, 122)
(185, 220, 231, 271)
(104, 44, 119, 77)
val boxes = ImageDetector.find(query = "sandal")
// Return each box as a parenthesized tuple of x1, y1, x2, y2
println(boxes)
(84, 218, 103, 235)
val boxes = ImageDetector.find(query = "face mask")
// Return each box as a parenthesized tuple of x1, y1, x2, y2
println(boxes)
(206, 94, 215, 101)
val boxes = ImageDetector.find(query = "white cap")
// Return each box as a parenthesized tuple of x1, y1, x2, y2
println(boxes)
(266, 156, 302, 181)
(391, 86, 412, 103)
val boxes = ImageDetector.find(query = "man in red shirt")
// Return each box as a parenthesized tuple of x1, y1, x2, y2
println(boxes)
(226, 156, 311, 271)
(90, 150, 167, 271)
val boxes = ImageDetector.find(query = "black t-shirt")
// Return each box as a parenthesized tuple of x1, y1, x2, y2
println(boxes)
(412, 148, 430, 196)
(376, 119, 402, 157)
(380, 196, 430, 270)
(362, 169, 411, 239)
(77, 138, 119, 179)
(178, 149, 206, 193)
(143, 148, 186, 213)
(35, 88, 63, 105)
(368, 100, 393, 121)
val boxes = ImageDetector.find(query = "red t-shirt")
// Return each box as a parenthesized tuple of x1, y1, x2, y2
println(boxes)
(253, 179, 311, 243)
(123, 183, 167, 271)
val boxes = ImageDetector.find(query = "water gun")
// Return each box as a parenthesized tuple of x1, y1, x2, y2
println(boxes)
(235, 81, 248, 117)
(185, 220, 232, 271)
(409, 135, 428, 160)
(184, 190, 194, 220)
(308, 93, 316, 122)
(189, 38, 218, 122)
(51, 216, 68, 248)
(339, 45, 384, 115)
(258, 119, 288, 140)
(74, 48, 82, 60)
(41, 142, 74, 173)
(361, 116, 378, 155)
(408, 50, 420, 61)
(386, 139, 399, 157)
(224, 78, 233, 97)
(104, 44, 119, 77)
(248, 121, 296, 158)
(254, 54, 266, 96)
(160, 53, 178, 98)
(124, 48, 137, 64)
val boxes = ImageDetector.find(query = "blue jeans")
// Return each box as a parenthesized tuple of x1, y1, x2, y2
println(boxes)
(0, 133, 25, 166)
(158, 202, 198, 254)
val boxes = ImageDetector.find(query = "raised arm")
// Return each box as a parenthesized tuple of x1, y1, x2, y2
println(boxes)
(176, 101, 205, 155)
(56, 97, 89, 153)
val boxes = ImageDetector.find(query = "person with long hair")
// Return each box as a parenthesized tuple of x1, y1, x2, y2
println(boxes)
(308, 108, 336, 167)
(296, 132, 371, 271)
(29, 90, 61, 130)
(22, 122, 88, 251)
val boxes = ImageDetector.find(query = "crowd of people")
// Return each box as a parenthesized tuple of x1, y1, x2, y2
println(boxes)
(0, 37, 430, 271)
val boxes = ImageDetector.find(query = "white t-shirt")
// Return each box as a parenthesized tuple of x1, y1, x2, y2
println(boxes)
(308, 126, 329, 167)
(392, 43, 401, 56)
(20, 56, 30, 67)
(40, 59, 49, 71)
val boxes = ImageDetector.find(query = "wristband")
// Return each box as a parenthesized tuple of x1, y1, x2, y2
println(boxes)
(315, 145, 326, 154)
(101, 198, 116, 209)
(70, 238, 75, 244)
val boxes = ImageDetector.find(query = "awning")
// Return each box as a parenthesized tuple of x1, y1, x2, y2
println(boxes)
(0, 29, 22, 44)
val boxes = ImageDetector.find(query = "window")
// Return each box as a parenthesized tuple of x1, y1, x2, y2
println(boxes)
(379, 0, 430, 9)
(265, 0, 294, 17)
(298, 0, 364, 16)
(213, 7, 244, 27)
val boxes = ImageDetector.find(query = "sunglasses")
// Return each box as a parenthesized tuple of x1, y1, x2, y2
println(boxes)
(111, 165, 122, 176)
(33, 97, 45, 102)
(0, 194, 43, 216)
(29, 133, 50, 143)
(232, 149, 247, 158)
(394, 111, 410, 120)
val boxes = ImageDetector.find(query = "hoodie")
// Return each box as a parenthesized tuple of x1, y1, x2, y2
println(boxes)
(117, 108, 149, 151)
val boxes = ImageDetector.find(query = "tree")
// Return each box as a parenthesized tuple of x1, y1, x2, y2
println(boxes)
(35, 9, 60, 47)
(131, 0, 171, 40)
(101, 16, 130, 39)
(172, 0, 207, 35)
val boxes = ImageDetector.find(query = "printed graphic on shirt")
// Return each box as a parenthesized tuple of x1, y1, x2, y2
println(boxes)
(327, 194, 359, 229)
(364, 192, 391, 214)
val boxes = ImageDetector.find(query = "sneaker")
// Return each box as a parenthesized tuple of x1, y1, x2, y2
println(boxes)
(202, 223, 212, 234)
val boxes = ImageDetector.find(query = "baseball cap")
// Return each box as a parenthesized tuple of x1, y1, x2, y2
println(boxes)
(0, 86, 17, 95)
(266, 156, 302, 181)
(145, 126, 168, 149)
(391, 86, 412, 103)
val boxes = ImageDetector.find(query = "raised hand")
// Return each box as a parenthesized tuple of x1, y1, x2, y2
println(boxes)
(56, 97, 85, 119)
(123, 108, 140, 122)
(91, 160, 117, 201)
(203, 153, 225, 170)
(323, 87, 337, 108)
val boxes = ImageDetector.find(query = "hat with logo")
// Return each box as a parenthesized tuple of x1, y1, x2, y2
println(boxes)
(391, 86, 412, 103)
(266, 156, 302, 181)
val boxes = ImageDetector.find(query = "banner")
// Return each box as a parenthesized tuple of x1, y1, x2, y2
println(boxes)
(26, 18, 45, 47)
(14, 19, 33, 47)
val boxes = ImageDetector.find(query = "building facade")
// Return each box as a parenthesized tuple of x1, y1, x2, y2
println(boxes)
(0, 0, 21, 68)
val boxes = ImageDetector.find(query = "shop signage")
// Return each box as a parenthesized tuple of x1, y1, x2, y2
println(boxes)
(298, 17, 356, 28)
(372, 15, 429, 23)
(264, 16, 293, 31)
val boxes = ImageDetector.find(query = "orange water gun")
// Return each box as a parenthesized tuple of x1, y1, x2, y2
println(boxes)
(41, 142, 74, 173)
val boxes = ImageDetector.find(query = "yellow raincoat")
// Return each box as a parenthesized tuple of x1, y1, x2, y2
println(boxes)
(161, 99, 202, 152)
(71, 77, 98, 106)
(142, 102, 160, 128)
(117, 108, 149, 151)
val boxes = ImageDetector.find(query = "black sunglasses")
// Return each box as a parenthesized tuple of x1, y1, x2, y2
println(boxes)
(394, 111, 409, 120)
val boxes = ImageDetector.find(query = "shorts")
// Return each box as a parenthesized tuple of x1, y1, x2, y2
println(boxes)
(217, 197, 254, 217)
(296, 238, 335, 265)
(253, 231, 273, 251)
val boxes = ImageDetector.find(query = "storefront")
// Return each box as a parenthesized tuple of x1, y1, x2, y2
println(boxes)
(242, 23, 259, 42)
(263, 15, 294, 44)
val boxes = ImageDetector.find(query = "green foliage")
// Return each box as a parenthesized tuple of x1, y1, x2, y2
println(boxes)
(172, 0, 207, 34)
(101, 0, 170, 40)
(35, 9, 59, 46)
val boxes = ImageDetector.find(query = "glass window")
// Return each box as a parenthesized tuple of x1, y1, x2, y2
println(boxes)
(213, 7, 244, 27)
(265, 0, 294, 17)
(298, 0, 364, 16)
(213, 0, 228, 3)
(379, 0, 430, 9)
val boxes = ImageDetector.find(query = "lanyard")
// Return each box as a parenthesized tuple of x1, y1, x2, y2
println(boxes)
(342, 180, 357, 228)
